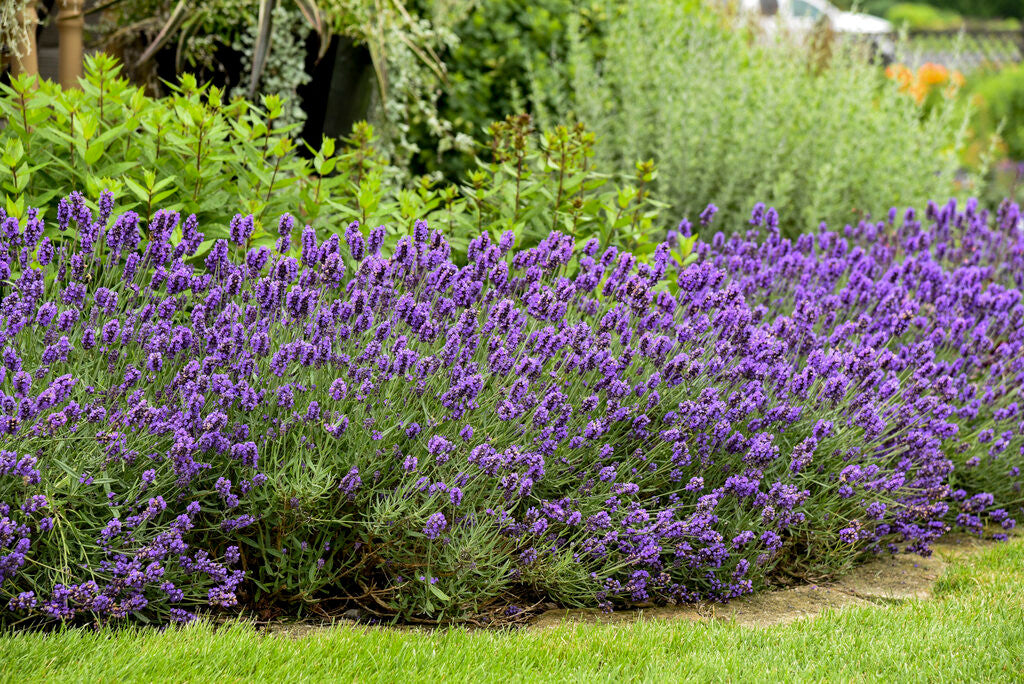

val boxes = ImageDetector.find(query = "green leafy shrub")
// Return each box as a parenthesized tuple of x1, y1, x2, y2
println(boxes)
(0, 53, 345, 238)
(542, 0, 971, 235)
(414, 0, 603, 175)
(97, 0, 461, 165)
(322, 114, 666, 260)
(927, 0, 1022, 20)
(968, 64, 1024, 162)
(885, 3, 963, 29)
(0, 55, 663, 260)
(834, 0, 1023, 20)
(834, 0, 902, 15)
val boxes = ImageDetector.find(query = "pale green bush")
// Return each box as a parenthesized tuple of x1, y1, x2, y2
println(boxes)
(543, 1, 972, 234)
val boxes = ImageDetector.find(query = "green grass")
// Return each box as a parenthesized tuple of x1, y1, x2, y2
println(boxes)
(2, 540, 1024, 683)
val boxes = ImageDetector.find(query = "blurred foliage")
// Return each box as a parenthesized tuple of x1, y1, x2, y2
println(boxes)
(97, 0, 468, 168)
(409, 0, 603, 176)
(834, 0, 1023, 20)
(0, 0, 32, 59)
(885, 61, 965, 107)
(885, 3, 964, 29)
(316, 1, 466, 167)
(966, 64, 1024, 161)
(229, 2, 313, 127)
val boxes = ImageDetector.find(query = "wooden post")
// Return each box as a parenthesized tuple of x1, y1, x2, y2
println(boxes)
(10, 0, 39, 77)
(57, 0, 83, 88)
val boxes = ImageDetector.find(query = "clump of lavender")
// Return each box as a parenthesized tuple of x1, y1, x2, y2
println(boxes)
(0, 191, 1020, 625)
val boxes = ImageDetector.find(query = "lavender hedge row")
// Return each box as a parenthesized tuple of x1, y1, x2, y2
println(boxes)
(0, 193, 1021, 625)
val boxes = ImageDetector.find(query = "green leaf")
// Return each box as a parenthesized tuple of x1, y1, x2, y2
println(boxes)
(5, 194, 24, 218)
(123, 178, 149, 203)
(427, 582, 451, 602)
(152, 189, 177, 205)
(84, 140, 105, 166)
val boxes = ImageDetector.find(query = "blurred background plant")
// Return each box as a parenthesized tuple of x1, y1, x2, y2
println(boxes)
(228, 2, 313, 128)
(884, 3, 965, 30)
(958, 62, 1024, 203)
(835, 1, 1023, 24)
(92, 0, 465, 168)
(966, 63, 1024, 161)
(407, 0, 603, 177)
(318, 0, 466, 169)
(534, 0, 973, 234)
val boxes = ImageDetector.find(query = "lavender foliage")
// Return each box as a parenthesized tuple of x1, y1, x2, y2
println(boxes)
(0, 192, 1021, 623)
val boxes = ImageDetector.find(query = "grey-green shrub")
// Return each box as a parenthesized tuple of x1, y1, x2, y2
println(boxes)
(541, 0, 972, 234)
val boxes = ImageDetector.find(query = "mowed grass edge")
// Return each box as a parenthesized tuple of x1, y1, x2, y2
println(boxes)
(1, 539, 1023, 684)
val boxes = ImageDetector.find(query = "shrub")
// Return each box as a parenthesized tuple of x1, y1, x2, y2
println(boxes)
(0, 57, 662, 262)
(100, 0, 463, 166)
(834, 0, 1023, 21)
(885, 3, 963, 30)
(927, 0, 1023, 20)
(0, 53, 343, 234)
(412, 0, 603, 176)
(541, 0, 971, 235)
(967, 64, 1024, 162)
(0, 189, 1020, 625)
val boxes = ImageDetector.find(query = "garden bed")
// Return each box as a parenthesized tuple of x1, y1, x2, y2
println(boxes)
(1, 189, 1022, 628)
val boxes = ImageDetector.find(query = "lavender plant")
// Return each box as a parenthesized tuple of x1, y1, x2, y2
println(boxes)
(0, 190, 1020, 626)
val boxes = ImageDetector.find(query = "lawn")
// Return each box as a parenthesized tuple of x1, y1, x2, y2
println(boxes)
(2, 538, 1022, 683)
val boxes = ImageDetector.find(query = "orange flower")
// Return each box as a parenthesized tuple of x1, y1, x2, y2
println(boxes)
(888, 62, 961, 105)
(909, 81, 928, 104)
(917, 62, 949, 87)
(886, 63, 915, 94)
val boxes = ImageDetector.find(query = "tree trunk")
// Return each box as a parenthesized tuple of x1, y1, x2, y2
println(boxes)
(57, 0, 82, 88)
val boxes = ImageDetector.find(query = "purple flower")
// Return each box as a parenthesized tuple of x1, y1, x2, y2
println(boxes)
(423, 512, 447, 540)
(699, 203, 718, 226)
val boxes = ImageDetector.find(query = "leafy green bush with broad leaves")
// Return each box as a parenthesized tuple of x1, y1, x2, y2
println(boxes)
(0, 55, 663, 261)
(0, 53, 341, 239)
(539, 0, 972, 235)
